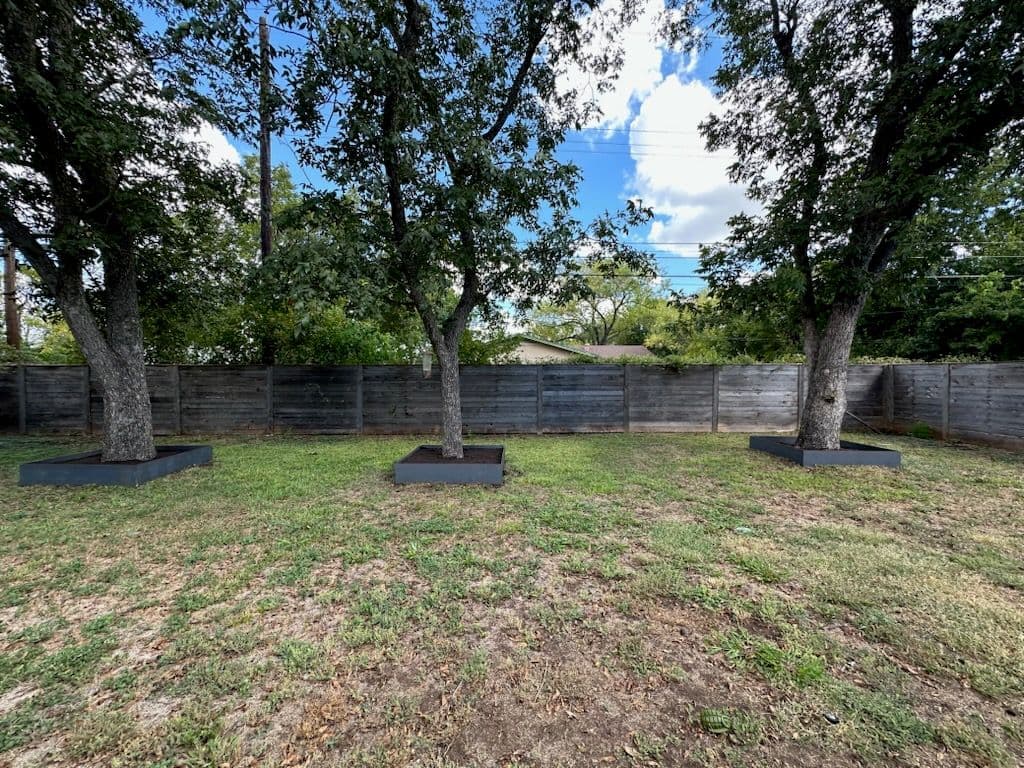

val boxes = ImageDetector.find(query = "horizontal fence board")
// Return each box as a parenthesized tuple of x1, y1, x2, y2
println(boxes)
(180, 366, 268, 432)
(844, 365, 886, 429)
(272, 366, 360, 432)
(461, 366, 537, 433)
(949, 363, 1024, 439)
(362, 366, 441, 433)
(627, 365, 714, 431)
(24, 365, 88, 432)
(541, 365, 624, 432)
(0, 367, 17, 430)
(2, 362, 1022, 448)
(717, 365, 798, 432)
(892, 365, 945, 426)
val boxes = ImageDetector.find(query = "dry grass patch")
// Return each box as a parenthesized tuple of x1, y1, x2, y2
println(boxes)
(0, 433, 1021, 767)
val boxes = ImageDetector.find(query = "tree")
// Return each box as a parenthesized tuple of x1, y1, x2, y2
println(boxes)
(273, 0, 646, 457)
(0, 0, 237, 460)
(528, 259, 662, 345)
(856, 159, 1024, 360)
(677, 0, 1024, 448)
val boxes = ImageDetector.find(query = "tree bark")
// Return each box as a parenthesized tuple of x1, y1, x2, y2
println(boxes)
(802, 318, 818, 374)
(3, 241, 19, 349)
(56, 249, 156, 462)
(796, 294, 866, 450)
(436, 339, 464, 459)
(98, 361, 156, 461)
(60, 291, 156, 461)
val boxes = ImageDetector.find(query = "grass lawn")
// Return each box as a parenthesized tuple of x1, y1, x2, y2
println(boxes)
(0, 433, 1022, 767)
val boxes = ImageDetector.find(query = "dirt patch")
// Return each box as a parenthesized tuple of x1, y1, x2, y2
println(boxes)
(132, 695, 177, 728)
(9, 738, 60, 768)
(0, 683, 39, 716)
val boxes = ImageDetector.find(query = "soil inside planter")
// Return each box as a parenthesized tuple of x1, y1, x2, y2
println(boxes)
(400, 445, 503, 464)
(62, 446, 196, 465)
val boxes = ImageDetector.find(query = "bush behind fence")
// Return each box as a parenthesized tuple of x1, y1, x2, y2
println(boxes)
(0, 363, 1021, 448)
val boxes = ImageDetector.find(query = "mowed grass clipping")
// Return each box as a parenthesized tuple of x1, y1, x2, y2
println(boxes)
(0, 432, 1022, 767)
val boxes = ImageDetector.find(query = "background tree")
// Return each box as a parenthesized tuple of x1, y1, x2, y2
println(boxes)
(677, 0, 1024, 449)
(132, 157, 513, 365)
(0, 0, 239, 460)
(856, 159, 1024, 360)
(528, 259, 662, 345)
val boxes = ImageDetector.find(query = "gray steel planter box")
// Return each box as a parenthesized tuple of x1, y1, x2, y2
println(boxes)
(394, 444, 505, 485)
(749, 435, 901, 468)
(19, 445, 213, 487)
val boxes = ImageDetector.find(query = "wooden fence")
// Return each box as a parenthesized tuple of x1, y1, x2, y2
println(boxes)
(0, 363, 1021, 447)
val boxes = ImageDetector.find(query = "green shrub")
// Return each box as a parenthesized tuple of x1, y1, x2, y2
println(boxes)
(908, 422, 935, 439)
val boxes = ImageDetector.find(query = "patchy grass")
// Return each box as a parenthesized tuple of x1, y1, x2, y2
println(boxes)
(0, 432, 1022, 767)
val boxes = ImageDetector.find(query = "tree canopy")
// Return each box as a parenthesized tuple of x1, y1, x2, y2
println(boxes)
(0, 0, 242, 459)
(669, 0, 1024, 447)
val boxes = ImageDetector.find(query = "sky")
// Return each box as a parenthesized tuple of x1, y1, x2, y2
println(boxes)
(188, 0, 751, 295)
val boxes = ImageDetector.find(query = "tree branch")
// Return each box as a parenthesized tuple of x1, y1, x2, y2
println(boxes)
(769, 0, 823, 325)
(481, 1, 554, 143)
(0, 205, 59, 294)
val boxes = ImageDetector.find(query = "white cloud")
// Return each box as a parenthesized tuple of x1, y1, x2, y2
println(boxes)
(184, 122, 242, 166)
(627, 76, 758, 252)
(559, 0, 695, 132)
(556, 1, 754, 257)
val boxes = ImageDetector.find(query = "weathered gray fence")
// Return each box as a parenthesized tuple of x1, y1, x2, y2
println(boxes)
(0, 363, 1021, 447)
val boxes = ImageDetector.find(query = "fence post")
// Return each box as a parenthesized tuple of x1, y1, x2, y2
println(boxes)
(796, 364, 804, 430)
(355, 365, 364, 435)
(16, 364, 26, 434)
(535, 365, 543, 434)
(623, 365, 631, 433)
(171, 365, 182, 435)
(265, 365, 274, 433)
(711, 365, 720, 433)
(883, 364, 895, 430)
(82, 366, 92, 434)
(941, 363, 951, 440)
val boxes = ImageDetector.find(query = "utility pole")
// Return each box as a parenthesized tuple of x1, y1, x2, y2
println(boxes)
(3, 240, 20, 349)
(259, 16, 273, 267)
(258, 16, 275, 365)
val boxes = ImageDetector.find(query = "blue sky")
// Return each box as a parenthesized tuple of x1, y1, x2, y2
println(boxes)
(189, 1, 746, 295)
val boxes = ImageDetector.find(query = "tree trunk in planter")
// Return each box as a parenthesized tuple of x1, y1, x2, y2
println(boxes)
(436, 339, 464, 459)
(58, 255, 156, 462)
(796, 294, 867, 450)
(98, 364, 156, 461)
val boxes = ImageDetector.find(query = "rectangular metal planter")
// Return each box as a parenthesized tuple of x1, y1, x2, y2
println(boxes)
(749, 435, 901, 468)
(394, 444, 505, 485)
(19, 445, 213, 487)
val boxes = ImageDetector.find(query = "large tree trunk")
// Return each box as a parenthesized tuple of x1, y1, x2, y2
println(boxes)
(98, 362, 156, 461)
(63, 296, 156, 461)
(436, 339, 464, 459)
(4, 241, 20, 348)
(57, 253, 156, 462)
(796, 294, 867, 450)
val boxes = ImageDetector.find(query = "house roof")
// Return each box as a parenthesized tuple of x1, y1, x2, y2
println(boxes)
(516, 334, 594, 357)
(580, 344, 654, 359)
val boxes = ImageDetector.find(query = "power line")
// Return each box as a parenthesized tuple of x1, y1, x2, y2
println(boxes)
(570, 238, 1024, 246)
(571, 126, 704, 136)
(560, 148, 733, 159)
(563, 272, 1023, 281)
(569, 274, 705, 279)
(562, 139, 712, 149)
(926, 273, 1024, 279)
